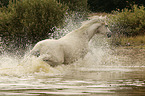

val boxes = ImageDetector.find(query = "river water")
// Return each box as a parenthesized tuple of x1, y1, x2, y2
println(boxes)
(0, 35, 145, 96)
(0, 16, 145, 96)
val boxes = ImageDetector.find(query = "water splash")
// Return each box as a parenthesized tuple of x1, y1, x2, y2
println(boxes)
(48, 12, 88, 40)
(0, 15, 116, 77)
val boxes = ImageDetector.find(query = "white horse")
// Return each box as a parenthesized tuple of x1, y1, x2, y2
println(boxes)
(30, 18, 111, 67)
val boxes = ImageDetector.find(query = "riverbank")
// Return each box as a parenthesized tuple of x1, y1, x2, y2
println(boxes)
(89, 13, 145, 49)
(111, 46, 145, 67)
(113, 35, 145, 49)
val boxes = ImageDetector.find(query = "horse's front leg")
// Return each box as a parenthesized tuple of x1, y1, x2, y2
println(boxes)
(43, 47, 64, 67)
(43, 55, 64, 67)
(43, 58, 63, 67)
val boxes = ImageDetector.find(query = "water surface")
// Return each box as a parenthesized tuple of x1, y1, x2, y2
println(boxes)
(0, 47, 145, 96)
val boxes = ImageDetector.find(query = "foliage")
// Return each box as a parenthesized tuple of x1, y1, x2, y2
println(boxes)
(108, 5, 145, 37)
(120, 35, 145, 46)
(0, 0, 9, 7)
(108, 5, 145, 45)
(56, 0, 88, 12)
(56, 0, 89, 22)
(0, 0, 68, 50)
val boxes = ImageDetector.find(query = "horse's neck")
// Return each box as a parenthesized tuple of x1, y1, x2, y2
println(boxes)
(62, 26, 96, 42)
(77, 27, 96, 41)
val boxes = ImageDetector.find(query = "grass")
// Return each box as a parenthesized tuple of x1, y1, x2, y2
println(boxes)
(116, 35, 145, 49)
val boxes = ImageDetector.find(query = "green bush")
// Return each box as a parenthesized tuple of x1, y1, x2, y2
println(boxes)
(57, 0, 88, 12)
(56, 0, 89, 23)
(108, 5, 145, 37)
(0, 0, 9, 7)
(0, 0, 68, 50)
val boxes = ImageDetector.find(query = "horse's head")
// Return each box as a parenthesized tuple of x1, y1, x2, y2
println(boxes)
(81, 16, 112, 39)
(97, 23, 112, 38)
(86, 21, 112, 39)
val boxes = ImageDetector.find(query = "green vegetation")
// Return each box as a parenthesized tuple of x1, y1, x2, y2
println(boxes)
(120, 35, 145, 46)
(1, 0, 145, 51)
(57, 0, 88, 12)
(0, 0, 9, 7)
(0, 0, 68, 49)
(109, 5, 145, 36)
(0, 0, 89, 51)
(108, 5, 145, 47)
(110, 35, 145, 48)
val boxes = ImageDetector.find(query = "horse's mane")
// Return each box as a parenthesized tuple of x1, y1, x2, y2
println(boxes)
(82, 16, 106, 26)
(68, 16, 106, 34)
(77, 16, 106, 31)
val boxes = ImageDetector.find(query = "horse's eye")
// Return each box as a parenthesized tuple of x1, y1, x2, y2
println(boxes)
(105, 25, 108, 27)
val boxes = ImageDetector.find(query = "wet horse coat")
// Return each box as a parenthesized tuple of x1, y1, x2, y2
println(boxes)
(30, 18, 111, 66)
